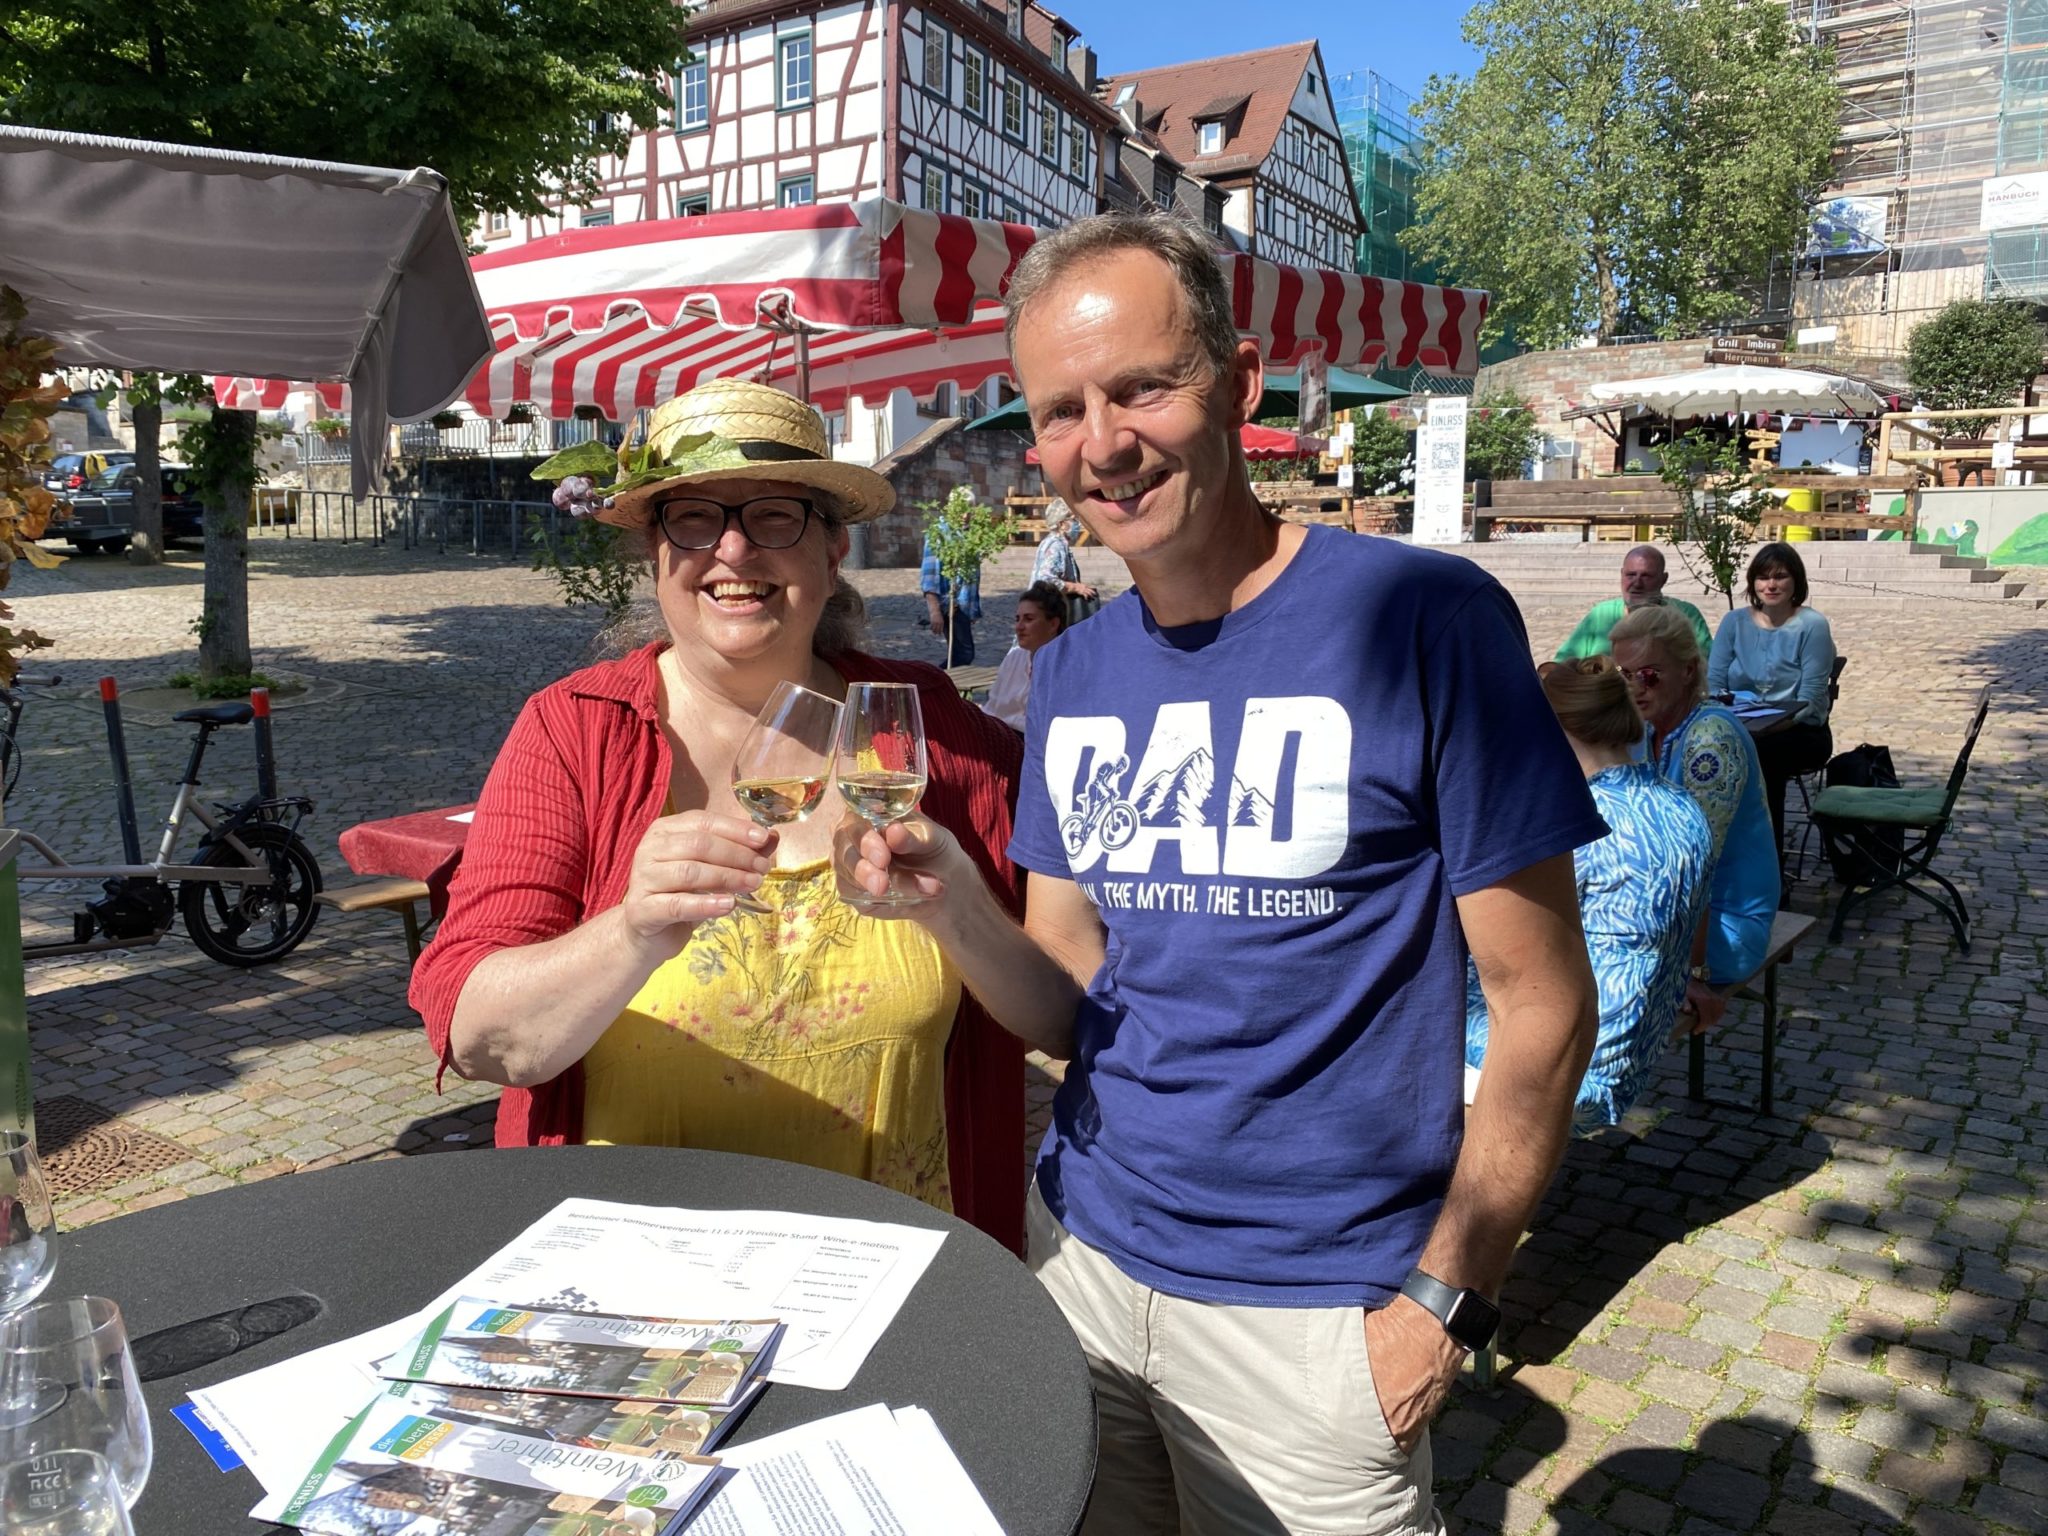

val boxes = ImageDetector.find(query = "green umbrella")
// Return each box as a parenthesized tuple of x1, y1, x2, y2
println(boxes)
(962, 366, 1407, 433)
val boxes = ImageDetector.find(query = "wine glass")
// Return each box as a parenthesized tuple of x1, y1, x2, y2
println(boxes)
(833, 682, 929, 913)
(728, 681, 843, 915)
(0, 1450, 134, 1535)
(0, 1299, 151, 1508)
(0, 1132, 56, 1315)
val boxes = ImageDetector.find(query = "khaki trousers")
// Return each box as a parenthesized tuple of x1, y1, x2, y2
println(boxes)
(1027, 1186, 1446, 1536)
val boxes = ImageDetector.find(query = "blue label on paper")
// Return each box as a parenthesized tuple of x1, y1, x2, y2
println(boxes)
(172, 1401, 244, 1472)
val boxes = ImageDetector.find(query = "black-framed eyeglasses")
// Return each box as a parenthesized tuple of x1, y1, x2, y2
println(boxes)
(657, 495, 820, 551)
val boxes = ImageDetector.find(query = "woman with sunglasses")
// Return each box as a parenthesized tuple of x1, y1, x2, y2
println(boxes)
(1610, 604, 1779, 1030)
(409, 380, 1031, 1251)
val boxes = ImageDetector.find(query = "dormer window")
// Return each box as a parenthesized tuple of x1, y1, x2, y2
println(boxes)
(1008, 0, 1024, 37)
(1199, 121, 1225, 156)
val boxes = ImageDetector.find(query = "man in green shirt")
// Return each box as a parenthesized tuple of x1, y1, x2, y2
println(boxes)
(1554, 545, 1714, 662)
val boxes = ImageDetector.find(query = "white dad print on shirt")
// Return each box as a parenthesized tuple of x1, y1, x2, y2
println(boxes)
(1046, 698, 1352, 880)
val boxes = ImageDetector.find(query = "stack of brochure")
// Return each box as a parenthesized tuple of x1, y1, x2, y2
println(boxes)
(260, 1303, 786, 1534)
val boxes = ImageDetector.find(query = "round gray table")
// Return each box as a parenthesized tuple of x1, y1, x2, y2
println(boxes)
(56, 1146, 1094, 1533)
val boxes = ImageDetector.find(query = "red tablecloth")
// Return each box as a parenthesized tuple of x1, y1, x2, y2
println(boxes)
(338, 802, 476, 917)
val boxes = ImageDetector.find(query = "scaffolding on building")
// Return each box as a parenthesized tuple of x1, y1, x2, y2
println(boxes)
(1787, 0, 2048, 368)
(1329, 68, 1474, 393)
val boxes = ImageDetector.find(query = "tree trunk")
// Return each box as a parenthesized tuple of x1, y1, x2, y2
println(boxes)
(197, 408, 254, 683)
(129, 398, 164, 564)
(1593, 246, 1621, 343)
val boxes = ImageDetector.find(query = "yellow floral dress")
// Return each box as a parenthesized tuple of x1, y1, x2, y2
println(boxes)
(581, 859, 962, 1211)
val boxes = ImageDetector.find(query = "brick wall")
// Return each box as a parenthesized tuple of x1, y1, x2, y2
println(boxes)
(867, 417, 1038, 568)
(1477, 339, 1713, 479)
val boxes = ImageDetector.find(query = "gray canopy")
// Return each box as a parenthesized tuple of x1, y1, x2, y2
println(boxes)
(0, 125, 492, 495)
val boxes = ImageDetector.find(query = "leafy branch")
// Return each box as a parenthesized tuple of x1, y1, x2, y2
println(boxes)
(920, 487, 1011, 658)
(0, 287, 64, 683)
(1660, 429, 1771, 610)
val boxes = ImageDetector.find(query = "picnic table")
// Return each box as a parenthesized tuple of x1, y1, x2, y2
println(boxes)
(338, 802, 476, 917)
(945, 664, 1002, 698)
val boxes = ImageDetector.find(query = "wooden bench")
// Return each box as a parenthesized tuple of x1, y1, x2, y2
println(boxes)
(945, 664, 1001, 699)
(316, 877, 434, 961)
(1688, 910, 1815, 1117)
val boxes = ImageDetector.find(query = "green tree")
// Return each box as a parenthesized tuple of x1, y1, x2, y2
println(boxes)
(1350, 411, 1415, 496)
(1408, 0, 1840, 348)
(921, 488, 1012, 664)
(1463, 394, 1539, 482)
(1660, 428, 1771, 609)
(1905, 299, 2046, 439)
(1, 0, 691, 676)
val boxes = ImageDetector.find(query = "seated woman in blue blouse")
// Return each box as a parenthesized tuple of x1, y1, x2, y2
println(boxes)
(1613, 604, 1779, 1030)
(1708, 541, 1837, 848)
(1464, 657, 1713, 1131)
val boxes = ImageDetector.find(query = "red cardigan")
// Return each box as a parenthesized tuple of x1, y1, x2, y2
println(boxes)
(409, 643, 1029, 1254)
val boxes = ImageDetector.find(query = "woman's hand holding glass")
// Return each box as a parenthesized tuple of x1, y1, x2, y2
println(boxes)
(620, 811, 775, 947)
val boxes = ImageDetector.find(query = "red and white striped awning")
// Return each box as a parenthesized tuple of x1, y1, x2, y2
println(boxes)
(217, 199, 1487, 419)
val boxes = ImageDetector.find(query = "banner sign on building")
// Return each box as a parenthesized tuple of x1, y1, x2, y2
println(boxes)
(1980, 173, 2048, 232)
(1703, 335, 1785, 367)
(1805, 196, 1889, 259)
(1413, 396, 1468, 545)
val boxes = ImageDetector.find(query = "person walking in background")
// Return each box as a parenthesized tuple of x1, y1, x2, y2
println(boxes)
(1708, 541, 1836, 848)
(981, 580, 1067, 732)
(1554, 544, 1712, 662)
(843, 212, 1606, 1536)
(1031, 502, 1100, 621)
(919, 533, 981, 667)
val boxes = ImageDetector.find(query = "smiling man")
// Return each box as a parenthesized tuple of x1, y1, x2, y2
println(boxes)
(1554, 544, 1713, 663)
(845, 215, 1607, 1534)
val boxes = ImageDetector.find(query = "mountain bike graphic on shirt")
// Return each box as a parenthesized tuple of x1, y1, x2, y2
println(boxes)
(1047, 698, 1350, 878)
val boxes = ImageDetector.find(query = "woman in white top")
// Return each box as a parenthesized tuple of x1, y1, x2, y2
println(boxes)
(982, 581, 1068, 731)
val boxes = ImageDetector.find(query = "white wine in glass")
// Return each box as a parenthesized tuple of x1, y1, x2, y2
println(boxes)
(728, 681, 843, 915)
(834, 682, 929, 912)
(0, 1133, 55, 1317)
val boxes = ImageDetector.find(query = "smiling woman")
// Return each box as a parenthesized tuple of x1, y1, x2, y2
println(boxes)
(406, 379, 1036, 1253)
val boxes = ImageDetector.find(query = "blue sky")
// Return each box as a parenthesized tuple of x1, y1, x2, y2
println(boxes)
(1071, 7, 1479, 102)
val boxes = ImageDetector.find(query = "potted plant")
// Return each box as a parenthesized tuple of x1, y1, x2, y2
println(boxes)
(310, 417, 350, 439)
(504, 403, 535, 425)
(430, 409, 464, 431)
(573, 404, 607, 423)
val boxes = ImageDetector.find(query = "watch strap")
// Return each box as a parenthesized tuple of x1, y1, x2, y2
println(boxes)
(1399, 1268, 1500, 1351)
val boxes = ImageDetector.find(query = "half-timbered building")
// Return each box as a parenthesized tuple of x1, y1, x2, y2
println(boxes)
(1099, 41, 1362, 272)
(478, 0, 1114, 246)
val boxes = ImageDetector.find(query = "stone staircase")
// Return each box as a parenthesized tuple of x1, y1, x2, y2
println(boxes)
(1433, 539, 2039, 611)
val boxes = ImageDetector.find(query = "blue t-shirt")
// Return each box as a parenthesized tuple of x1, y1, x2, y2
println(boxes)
(1009, 526, 1608, 1307)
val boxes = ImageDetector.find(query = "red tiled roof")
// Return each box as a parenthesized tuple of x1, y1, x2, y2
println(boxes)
(1102, 40, 1317, 175)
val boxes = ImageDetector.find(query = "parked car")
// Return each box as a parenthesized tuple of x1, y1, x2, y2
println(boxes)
(59, 464, 206, 553)
(42, 450, 134, 495)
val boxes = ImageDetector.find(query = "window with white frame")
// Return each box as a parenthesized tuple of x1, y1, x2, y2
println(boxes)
(675, 191, 709, 217)
(1002, 72, 1024, 138)
(580, 209, 613, 227)
(1152, 161, 1175, 210)
(924, 22, 947, 92)
(963, 49, 985, 118)
(777, 31, 812, 108)
(961, 182, 983, 219)
(1008, 0, 1023, 36)
(1198, 120, 1223, 156)
(1067, 122, 1085, 178)
(1040, 101, 1058, 157)
(922, 164, 946, 212)
(675, 59, 708, 131)
(778, 175, 815, 207)
(485, 209, 509, 237)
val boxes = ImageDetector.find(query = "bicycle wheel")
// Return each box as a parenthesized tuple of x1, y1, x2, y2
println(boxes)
(179, 822, 323, 966)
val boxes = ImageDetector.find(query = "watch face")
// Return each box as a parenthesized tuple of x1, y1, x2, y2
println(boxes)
(1444, 1291, 1501, 1350)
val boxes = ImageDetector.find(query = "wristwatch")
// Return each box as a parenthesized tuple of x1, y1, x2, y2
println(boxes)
(1689, 963, 1711, 982)
(1399, 1269, 1501, 1353)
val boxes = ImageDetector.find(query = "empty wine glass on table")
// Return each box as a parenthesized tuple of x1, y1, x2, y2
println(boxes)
(0, 1132, 56, 1316)
(833, 682, 930, 914)
(728, 681, 844, 915)
(0, 1298, 151, 1509)
(0, 1450, 134, 1535)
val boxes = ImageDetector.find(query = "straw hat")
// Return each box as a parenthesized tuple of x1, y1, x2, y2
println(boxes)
(599, 378, 894, 528)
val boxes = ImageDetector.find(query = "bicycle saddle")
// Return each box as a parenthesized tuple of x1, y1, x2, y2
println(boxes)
(173, 703, 254, 726)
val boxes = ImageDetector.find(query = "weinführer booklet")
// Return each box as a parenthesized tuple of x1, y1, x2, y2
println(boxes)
(255, 1395, 723, 1534)
(384, 1299, 781, 1407)
(388, 1378, 765, 1457)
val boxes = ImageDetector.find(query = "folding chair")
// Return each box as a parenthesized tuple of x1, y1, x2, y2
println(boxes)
(1811, 688, 1991, 953)
(1783, 654, 1849, 882)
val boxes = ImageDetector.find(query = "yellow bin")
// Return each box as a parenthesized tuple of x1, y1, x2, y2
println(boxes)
(1781, 487, 1817, 541)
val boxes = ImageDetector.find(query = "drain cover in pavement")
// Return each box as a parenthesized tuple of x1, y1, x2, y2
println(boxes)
(34, 1096, 193, 1196)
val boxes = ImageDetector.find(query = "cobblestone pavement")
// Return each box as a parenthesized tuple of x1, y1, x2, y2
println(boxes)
(8, 533, 2048, 1533)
